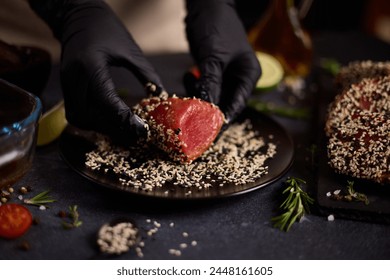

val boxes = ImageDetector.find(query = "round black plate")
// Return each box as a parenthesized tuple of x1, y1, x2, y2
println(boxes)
(59, 109, 294, 200)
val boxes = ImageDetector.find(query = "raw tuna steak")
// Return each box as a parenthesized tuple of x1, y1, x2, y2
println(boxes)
(134, 94, 225, 163)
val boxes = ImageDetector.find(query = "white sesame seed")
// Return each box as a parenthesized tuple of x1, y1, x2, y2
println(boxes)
(154, 221, 161, 228)
(327, 214, 335, 222)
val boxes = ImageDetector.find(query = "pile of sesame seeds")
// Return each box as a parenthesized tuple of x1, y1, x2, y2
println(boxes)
(325, 62, 390, 184)
(85, 119, 277, 192)
(97, 221, 139, 255)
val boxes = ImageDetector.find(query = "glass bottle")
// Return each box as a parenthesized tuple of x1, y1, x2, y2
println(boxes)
(248, 0, 313, 77)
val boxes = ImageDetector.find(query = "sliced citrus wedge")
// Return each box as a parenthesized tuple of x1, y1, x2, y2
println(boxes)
(255, 51, 284, 91)
(37, 100, 67, 146)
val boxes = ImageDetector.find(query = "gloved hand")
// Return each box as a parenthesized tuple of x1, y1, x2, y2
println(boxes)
(29, 0, 163, 144)
(184, 0, 261, 123)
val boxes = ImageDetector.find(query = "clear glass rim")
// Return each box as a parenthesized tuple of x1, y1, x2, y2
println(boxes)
(0, 79, 42, 136)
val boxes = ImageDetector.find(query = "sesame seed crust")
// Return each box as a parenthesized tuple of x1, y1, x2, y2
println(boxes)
(335, 60, 390, 90)
(325, 63, 390, 184)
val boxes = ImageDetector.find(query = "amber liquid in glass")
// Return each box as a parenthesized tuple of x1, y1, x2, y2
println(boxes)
(0, 153, 32, 189)
(0, 85, 35, 190)
(248, 0, 313, 77)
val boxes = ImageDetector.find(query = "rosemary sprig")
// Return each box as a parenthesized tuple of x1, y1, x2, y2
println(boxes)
(272, 177, 314, 232)
(24, 190, 56, 207)
(346, 181, 369, 205)
(62, 205, 82, 229)
(329, 181, 369, 205)
(62, 205, 83, 229)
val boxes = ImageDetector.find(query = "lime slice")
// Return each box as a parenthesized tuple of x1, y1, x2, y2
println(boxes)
(255, 52, 284, 91)
(37, 100, 67, 146)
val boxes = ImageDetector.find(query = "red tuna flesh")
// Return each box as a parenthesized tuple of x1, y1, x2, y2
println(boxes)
(137, 96, 225, 163)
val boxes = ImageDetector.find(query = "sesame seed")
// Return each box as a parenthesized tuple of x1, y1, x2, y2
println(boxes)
(153, 221, 161, 228)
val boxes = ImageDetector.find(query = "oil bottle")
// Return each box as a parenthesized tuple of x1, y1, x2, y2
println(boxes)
(248, 0, 313, 77)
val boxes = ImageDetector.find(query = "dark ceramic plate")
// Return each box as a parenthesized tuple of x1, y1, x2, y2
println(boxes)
(59, 109, 294, 200)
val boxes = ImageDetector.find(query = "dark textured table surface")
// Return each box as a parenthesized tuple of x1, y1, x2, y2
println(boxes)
(1, 31, 389, 260)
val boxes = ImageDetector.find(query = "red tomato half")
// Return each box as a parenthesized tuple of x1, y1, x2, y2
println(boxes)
(0, 203, 33, 239)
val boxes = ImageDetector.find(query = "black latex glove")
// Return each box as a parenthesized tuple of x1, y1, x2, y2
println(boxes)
(29, 0, 163, 144)
(185, 0, 261, 123)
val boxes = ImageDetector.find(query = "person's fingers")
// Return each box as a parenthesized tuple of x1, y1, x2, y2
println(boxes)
(113, 36, 164, 96)
(195, 58, 224, 104)
(221, 52, 261, 122)
(61, 52, 147, 144)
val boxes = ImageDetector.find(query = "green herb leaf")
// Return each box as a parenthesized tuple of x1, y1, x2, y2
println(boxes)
(24, 190, 56, 207)
(272, 177, 314, 232)
(61, 205, 83, 229)
(247, 99, 310, 119)
(346, 181, 369, 205)
(320, 58, 341, 76)
(328, 181, 369, 205)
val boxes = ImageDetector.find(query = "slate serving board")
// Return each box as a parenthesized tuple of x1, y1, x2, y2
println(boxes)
(316, 132, 390, 224)
(314, 70, 390, 224)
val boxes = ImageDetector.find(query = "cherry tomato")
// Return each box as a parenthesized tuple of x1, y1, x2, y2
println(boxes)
(0, 203, 33, 239)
